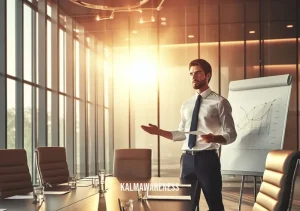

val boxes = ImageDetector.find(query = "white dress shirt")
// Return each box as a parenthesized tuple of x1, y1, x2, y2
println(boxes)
(171, 88, 237, 151)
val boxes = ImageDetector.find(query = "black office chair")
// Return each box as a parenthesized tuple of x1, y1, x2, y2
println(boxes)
(0, 149, 33, 198)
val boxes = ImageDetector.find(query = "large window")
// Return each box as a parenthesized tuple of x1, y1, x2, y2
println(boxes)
(1, 0, 105, 180)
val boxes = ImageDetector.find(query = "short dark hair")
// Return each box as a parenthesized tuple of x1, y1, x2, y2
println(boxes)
(189, 59, 212, 83)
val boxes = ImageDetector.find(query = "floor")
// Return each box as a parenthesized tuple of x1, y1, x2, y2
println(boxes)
(198, 176, 300, 211)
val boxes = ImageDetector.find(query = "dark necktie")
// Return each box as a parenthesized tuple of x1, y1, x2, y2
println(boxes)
(188, 95, 202, 149)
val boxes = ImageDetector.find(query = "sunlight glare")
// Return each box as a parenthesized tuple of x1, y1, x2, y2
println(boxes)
(130, 55, 157, 85)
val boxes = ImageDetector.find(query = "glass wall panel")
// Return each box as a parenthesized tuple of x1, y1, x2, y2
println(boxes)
(24, 4, 33, 82)
(36, 11, 39, 83)
(86, 48, 90, 101)
(47, 20, 52, 88)
(246, 22, 260, 79)
(104, 107, 110, 171)
(47, 4, 51, 17)
(129, 25, 158, 176)
(36, 88, 39, 144)
(220, 24, 245, 98)
(75, 40, 80, 98)
(75, 99, 80, 174)
(159, 6, 198, 176)
(78, 100, 86, 176)
(47, 91, 52, 146)
(7, 0, 16, 77)
(104, 44, 113, 173)
(113, 30, 130, 149)
(59, 95, 65, 146)
(24, 84, 33, 174)
(7, 79, 16, 148)
(199, 25, 219, 92)
(59, 29, 66, 93)
(159, 43, 195, 177)
(97, 105, 105, 169)
(262, 0, 297, 150)
(88, 103, 96, 175)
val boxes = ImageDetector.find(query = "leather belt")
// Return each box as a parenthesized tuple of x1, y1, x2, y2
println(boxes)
(183, 149, 216, 155)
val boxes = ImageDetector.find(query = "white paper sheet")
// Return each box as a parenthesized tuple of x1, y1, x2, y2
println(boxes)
(6, 195, 34, 199)
(44, 191, 69, 195)
(0, 209, 7, 211)
(147, 195, 191, 200)
(183, 130, 205, 135)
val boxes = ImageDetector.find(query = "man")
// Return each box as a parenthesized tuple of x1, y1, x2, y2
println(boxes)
(141, 59, 237, 211)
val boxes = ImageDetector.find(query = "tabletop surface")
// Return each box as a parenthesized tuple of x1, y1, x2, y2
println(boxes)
(0, 177, 196, 211)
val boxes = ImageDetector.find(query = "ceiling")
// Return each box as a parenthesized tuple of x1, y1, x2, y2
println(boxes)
(54, 0, 296, 45)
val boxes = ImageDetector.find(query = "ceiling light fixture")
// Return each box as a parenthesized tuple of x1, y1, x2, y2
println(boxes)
(286, 24, 294, 28)
(249, 31, 255, 34)
(188, 35, 194, 38)
(69, 0, 165, 21)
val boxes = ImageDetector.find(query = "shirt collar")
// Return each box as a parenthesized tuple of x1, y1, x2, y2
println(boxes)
(196, 87, 211, 99)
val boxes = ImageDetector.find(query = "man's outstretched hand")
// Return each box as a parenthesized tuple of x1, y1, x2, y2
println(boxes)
(141, 124, 160, 135)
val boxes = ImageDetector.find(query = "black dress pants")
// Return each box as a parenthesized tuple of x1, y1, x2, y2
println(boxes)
(180, 150, 224, 211)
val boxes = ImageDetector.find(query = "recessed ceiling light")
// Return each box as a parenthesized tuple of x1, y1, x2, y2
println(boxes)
(249, 30, 255, 34)
(286, 24, 294, 28)
(161, 17, 166, 21)
(139, 17, 144, 24)
(132, 30, 138, 34)
(151, 16, 155, 22)
(188, 35, 194, 38)
(161, 22, 166, 26)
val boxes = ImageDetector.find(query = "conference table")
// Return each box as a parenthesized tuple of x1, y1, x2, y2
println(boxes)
(0, 177, 197, 211)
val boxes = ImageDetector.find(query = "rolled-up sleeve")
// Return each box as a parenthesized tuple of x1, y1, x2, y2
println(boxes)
(218, 98, 237, 145)
(170, 105, 186, 141)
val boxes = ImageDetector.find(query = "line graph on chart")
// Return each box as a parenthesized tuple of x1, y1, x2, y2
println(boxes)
(231, 98, 282, 150)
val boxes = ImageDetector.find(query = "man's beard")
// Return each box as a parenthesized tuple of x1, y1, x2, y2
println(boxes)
(193, 80, 206, 89)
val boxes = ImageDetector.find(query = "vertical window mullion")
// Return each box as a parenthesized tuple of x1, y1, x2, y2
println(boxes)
(37, 0, 47, 147)
(0, 0, 7, 149)
(15, 0, 24, 149)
